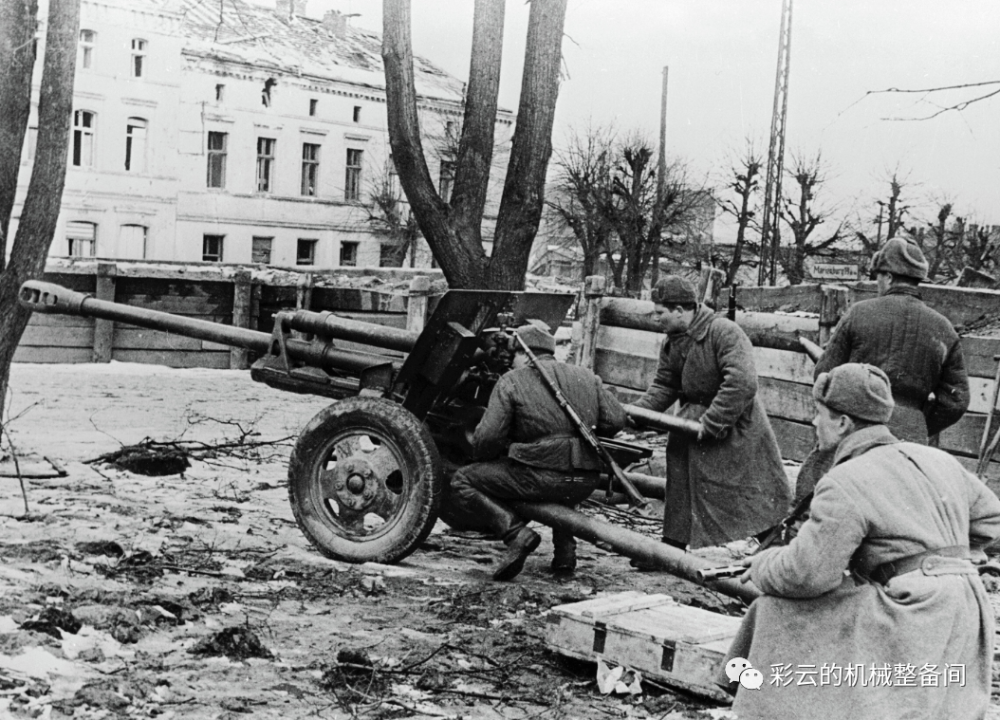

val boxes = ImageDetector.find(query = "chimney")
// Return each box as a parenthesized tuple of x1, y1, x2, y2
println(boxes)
(323, 9, 348, 38)
(276, 0, 305, 18)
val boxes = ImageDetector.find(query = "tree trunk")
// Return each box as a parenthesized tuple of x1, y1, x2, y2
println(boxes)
(383, 0, 485, 288)
(727, 188, 752, 285)
(486, 0, 567, 290)
(383, 0, 567, 291)
(0, 0, 79, 409)
(0, 0, 38, 266)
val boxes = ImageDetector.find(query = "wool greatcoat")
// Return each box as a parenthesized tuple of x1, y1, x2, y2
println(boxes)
(632, 305, 790, 548)
(814, 286, 969, 443)
(723, 425, 1000, 720)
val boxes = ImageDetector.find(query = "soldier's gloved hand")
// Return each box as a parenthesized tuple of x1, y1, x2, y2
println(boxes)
(695, 422, 708, 442)
(739, 557, 754, 585)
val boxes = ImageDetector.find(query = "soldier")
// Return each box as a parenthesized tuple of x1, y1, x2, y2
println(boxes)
(797, 237, 970, 502)
(722, 364, 1000, 720)
(449, 324, 626, 581)
(631, 275, 790, 550)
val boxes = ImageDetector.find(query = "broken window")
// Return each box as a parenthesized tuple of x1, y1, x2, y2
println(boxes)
(66, 221, 97, 257)
(131, 38, 146, 78)
(119, 224, 147, 260)
(353, 105, 361, 123)
(125, 117, 147, 172)
(79, 30, 95, 69)
(262, 78, 277, 107)
(206, 131, 227, 188)
(301, 143, 320, 196)
(339, 241, 359, 267)
(202, 234, 224, 262)
(345, 148, 363, 201)
(252, 236, 273, 264)
(72, 110, 95, 168)
(256, 137, 275, 192)
(309, 98, 318, 116)
(215, 84, 225, 102)
(297, 239, 318, 266)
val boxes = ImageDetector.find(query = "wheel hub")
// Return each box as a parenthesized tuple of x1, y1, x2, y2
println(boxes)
(331, 458, 380, 511)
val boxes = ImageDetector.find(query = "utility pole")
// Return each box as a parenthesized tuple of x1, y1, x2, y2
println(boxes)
(652, 66, 669, 286)
(757, 0, 793, 286)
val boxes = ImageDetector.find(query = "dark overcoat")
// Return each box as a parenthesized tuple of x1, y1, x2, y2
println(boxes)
(724, 426, 1000, 720)
(814, 286, 969, 442)
(633, 305, 790, 548)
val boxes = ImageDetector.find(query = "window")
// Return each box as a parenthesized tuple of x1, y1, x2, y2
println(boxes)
(206, 131, 227, 188)
(202, 234, 224, 262)
(119, 224, 147, 260)
(301, 143, 320, 196)
(439, 160, 455, 203)
(309, 98, 318, 116)
(215, 84, 225, 102)
(256, 137, 275, 192)
(297, 239, 317, 266)
(79, 30, 95, 69)
(252, 237, 273, 264)
(66, 221, 97, 257)
(125, 118, 147, 172)
(353, 105, 361, 123)
(130, 38, 146, 78)
(23, 127, 37, 165)
(262, 78, 277, 107)
(72, 110, 95, 168)
(340, 241, 359, 267)
(345, 148, 363, 201)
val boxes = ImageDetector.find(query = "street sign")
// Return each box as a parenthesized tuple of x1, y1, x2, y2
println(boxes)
(811, 263, 858, 281)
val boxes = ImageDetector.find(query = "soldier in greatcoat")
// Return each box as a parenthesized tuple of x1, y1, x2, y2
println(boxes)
(722, 364, 1000, 720)
(797, 237, 970, 502)
(631, 276, 790, 550)
(449, 324, 626, 581)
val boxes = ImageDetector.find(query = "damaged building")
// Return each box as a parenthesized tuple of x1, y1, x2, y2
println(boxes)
(11, 0, 514, 269)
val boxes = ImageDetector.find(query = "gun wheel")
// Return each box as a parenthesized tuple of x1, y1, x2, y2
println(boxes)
(289, 397, 442, 564)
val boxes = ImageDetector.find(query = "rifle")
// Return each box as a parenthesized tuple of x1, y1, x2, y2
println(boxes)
(696, 490, 815, 581)
(512, 332, 651, 512)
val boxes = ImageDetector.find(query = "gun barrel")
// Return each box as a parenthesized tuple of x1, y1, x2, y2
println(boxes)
(20, 280, 271, 353)
(285, 310, 419, 353)
(799, 336, 824, 362)
(623, 404, 703, 435)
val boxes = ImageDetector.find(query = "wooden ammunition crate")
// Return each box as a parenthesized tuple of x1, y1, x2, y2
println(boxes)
(544, 591, 741, 702)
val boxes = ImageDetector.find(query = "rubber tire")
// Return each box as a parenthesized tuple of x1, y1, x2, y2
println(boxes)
(288, 397, 442, 564)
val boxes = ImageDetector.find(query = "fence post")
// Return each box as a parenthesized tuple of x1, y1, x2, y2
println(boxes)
(230, 270, 252, 370)
(577, 275, 605, 370)
(819, 285, 849, 345)
(406, 275, 431, 333)
(92, 262, 117, 363)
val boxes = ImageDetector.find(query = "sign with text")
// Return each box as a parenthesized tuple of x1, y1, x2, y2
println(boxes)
(811, 263, 859, 281)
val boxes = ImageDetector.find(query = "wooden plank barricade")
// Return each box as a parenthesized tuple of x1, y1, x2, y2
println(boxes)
(574, 276, 1000, 492)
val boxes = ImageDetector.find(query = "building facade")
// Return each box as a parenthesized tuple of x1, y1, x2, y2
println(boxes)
(12, 0, 513, 269)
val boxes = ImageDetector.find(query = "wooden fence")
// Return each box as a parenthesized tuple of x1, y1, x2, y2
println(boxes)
(574, 277, 1000, 490)
(14, 262, 438, 369)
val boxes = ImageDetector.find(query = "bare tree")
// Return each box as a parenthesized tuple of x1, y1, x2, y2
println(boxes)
(961, 222, 1000, 273)
(597, 136, 707, 296)
(0, 0, 80, 408)
(382, 0, 567, 290)
(715, 139, 763, 285)
(546, 125, 615, 283)
(777, 151, 846, 285)
(364, 156, 422, 267)
(853, 173, 913, 273)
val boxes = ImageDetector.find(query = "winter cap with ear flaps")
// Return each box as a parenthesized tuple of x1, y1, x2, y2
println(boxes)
(870, 237, 929, 281)
(813, 363, 894, 424)
(515, 324, 556, 355)
(652, 275, 697, 305)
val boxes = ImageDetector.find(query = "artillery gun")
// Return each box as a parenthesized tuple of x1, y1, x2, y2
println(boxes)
(17, 279, 649, 564)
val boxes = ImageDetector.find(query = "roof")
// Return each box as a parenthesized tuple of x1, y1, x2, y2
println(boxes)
(173, 0, 466, 103)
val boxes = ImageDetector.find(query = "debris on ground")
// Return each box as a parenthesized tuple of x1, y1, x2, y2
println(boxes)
(188, 626, 274, 660)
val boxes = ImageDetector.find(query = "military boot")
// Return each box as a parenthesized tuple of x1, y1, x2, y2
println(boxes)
(493, 527, 541, 581)
(551, 530, 577, 574)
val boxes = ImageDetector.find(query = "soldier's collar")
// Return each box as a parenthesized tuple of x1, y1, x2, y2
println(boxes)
(686, 304, 714, 342)
(832, 424, 899, 466)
